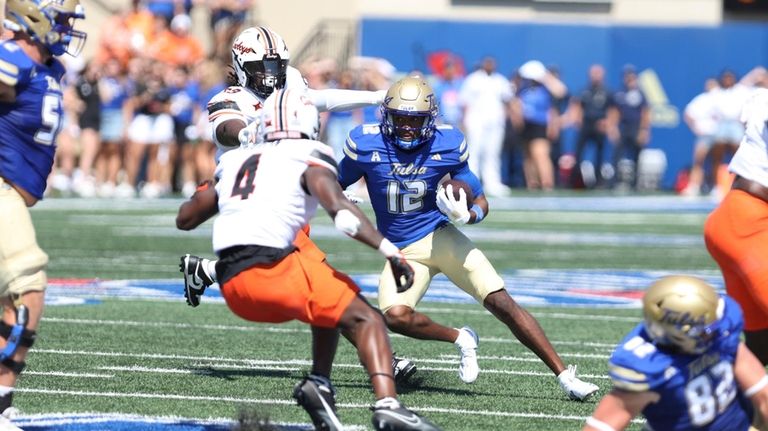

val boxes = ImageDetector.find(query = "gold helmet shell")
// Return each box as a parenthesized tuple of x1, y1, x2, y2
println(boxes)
(380, 76, 438, 150)
(6, 0, 87, 56)
(642, 275, 723, 354)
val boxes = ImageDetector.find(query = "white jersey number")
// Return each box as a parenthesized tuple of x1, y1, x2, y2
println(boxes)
(34, 93, 62, 146)
(685, 360, 737, 426)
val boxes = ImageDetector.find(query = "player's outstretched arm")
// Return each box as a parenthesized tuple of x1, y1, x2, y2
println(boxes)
(306, 88, 386, 112)
(583, 389, 656, 431)
(734, 342, 768, 430)
(304, 165, 414, 291)
(214, 118, 247, 149)
(176, 180, 219, 230)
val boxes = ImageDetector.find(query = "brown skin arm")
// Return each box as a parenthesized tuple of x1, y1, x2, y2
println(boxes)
(214, 118, 247, 148)
(303, 165, 385, 250)
(176, 182, 219, 230)
(469, 194, 489, 224)
(0, 81, 16, 103)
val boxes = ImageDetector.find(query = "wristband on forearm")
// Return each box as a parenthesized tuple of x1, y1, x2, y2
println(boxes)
(470, 204, 484, 224)
(378, 238, 400, 258)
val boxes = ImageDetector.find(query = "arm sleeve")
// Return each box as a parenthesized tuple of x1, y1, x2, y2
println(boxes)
(451, 162, 484, 199)
(307, 88, 386, 112)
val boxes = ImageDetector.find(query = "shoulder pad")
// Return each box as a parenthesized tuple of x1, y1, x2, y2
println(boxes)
(608, 329, 674, 392)
(286, 66, 309, 91)
(0, 41, 31, 87)
(343, 124, 381, 161)
(432, 127, 469, 162)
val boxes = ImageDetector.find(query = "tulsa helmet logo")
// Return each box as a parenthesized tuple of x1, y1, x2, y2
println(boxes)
(659, 308, 707, 328)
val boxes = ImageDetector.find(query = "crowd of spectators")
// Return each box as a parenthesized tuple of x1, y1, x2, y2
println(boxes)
(48, 0, 768, 198)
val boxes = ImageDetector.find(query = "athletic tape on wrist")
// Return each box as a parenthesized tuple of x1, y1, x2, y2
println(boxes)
(585, 417, 617, 431)
(470, 204, 484, 223)
(378, 238, 400, 258)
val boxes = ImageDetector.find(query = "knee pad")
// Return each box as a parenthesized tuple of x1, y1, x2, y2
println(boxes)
(0, 307, 36, 374)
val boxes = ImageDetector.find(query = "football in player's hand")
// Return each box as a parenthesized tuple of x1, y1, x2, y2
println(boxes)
(441, 179, 473, 209)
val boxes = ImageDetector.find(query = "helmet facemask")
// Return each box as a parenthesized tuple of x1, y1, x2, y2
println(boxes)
(242, 56, 288, 99)
(380, 76, 438, 151)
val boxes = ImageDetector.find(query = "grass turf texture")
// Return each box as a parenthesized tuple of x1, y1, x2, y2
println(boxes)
(23, 195, 718, 430)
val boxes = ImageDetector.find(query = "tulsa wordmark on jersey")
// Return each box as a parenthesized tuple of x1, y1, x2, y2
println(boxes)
(338, 124, 483, 248)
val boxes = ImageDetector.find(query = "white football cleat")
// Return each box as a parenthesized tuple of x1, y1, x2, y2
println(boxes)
(455, 326, 479, 383)
(0, 414, 22, 431)
(558, 364, 599, 401)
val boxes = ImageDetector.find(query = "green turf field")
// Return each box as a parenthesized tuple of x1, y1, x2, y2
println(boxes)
(21, 195, 719, 430)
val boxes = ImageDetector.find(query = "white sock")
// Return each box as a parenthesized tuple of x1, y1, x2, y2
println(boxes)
(206, 260, 218, 282)
(454, 328, 473, 347)
(374, 397, 400, 409)
(0, 386, 12, 397)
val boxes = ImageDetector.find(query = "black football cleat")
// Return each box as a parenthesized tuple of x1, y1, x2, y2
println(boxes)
(372, 401, 441, 431)
(293, 376, 343, 431)
(392, 355, 417, 386)
(180, 254, 215, 307)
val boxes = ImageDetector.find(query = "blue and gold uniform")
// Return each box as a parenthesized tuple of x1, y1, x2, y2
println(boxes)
(338, 122, 503, 312)
(0, 40, 65, 200)
(608, 296, 753, 431)
(339, 124, 482, 248)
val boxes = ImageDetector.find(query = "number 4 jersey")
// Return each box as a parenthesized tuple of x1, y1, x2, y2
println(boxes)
(608, 296, 753, 431)
(0, 40, 65, 199)
(212, 140, 337, 255)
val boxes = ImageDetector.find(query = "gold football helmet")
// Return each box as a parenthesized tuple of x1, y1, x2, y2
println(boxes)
(643, 275, 723, 354)
(6, 0, 87, 56)
(380, 76, 438, 151)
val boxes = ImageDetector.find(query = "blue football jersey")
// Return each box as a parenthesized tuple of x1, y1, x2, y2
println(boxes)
(0, 41, 66, 200)
(338, 124, 483, 248)
(608, 296, 753, 431)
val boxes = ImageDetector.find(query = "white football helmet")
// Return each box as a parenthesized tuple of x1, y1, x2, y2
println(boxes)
(261, 89, 319, 142)
(6, 0, 87, 56)
(642, 275, 724, 354)
(231, 26, 290, 99)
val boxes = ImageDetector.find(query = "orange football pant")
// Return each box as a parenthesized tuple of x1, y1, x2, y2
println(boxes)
(221, 246, 359, 328)
(705, 189, 768, 330)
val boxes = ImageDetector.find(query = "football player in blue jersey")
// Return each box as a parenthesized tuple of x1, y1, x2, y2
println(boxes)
(337, 76, 599, 400)
(0, 0, 86, 428)
(584, 276, 768, 431)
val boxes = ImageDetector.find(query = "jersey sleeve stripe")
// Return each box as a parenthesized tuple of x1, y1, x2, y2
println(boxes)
(459, 139, 467, 153)
(208, 110, 246, 122)
(609, 364, 648, 382)
(310, 149, 338, 170)
(0, 59, 19, 78)
(207, 100, 240, 115)
(611, 379, 650, 392)
(0, 71, 17, 86)
(307, 160, 339, 176)
(343, 137, 359, 160)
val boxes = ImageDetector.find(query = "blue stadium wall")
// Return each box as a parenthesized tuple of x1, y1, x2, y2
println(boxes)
(359, 18, 768, 189)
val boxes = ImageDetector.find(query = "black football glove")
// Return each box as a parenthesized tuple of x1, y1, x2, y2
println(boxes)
(388, 254, 414, 293)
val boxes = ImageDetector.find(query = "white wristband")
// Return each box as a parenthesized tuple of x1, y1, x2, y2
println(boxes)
(745, 375, 768, 398)
(585, 417, 617, 431)
(378, 238, 400, 258)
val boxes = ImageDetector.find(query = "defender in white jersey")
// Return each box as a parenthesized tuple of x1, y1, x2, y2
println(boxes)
(176, 89, 440, 431)
(705, 88, 768, 366)
(206, 26, 385, 156)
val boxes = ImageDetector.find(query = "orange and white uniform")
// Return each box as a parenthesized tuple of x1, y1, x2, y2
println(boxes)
(212, 140, 358, 327)
(704, 88, 768, 331)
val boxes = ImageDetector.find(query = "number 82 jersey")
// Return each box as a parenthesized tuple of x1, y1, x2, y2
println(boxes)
(608, 296, 753, 431)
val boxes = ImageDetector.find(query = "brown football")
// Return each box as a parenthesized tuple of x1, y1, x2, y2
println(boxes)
(440, 179, 473, 209)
